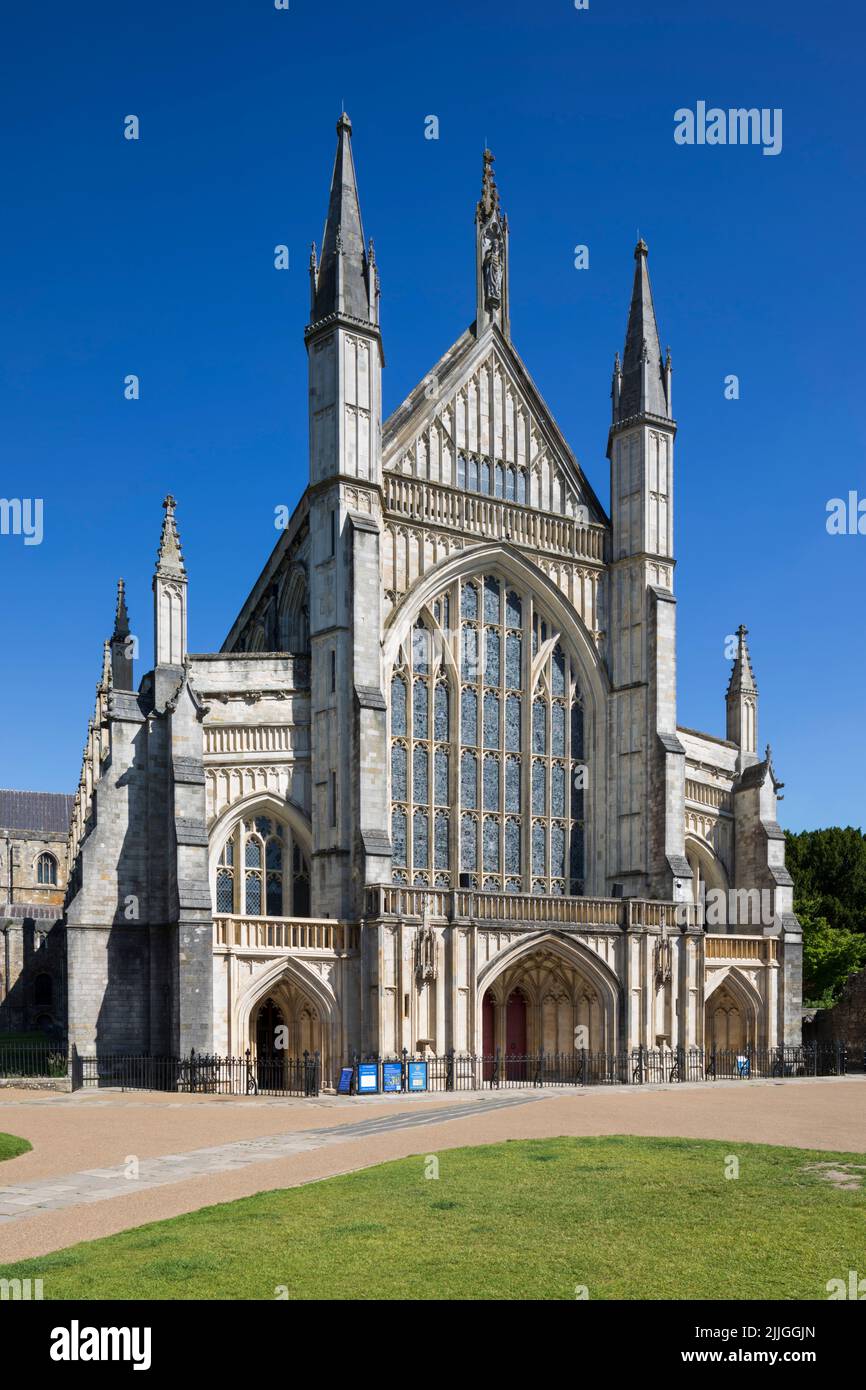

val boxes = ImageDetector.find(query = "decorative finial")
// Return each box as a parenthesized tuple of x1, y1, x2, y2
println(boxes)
(635, 237, 649, 258)
(478, 147, 500, 220)
(156, 494, 186, 577)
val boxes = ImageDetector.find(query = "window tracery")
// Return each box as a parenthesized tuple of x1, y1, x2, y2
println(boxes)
(390, 574, 586, 895)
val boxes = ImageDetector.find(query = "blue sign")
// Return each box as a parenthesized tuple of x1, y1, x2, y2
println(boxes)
(407, 1061, 428, 1092)
(382, 1062, 403, 1093)
(357, 1063, 379, 1093)
(337, 1067, 354, 1095)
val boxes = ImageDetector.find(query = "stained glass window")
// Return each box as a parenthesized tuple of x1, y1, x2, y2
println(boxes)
(389, 576, 586, 893)
(216, 817, 311, 918)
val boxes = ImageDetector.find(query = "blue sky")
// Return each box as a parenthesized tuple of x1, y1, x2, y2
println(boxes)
(0, 0, 863, 832)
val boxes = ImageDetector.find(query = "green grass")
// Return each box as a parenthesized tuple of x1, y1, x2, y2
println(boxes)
(0, 1132, 31, 1162)
(1, 1135, 864, 1300)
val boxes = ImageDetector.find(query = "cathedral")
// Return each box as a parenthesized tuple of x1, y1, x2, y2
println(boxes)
(4, 115, 803, 1077)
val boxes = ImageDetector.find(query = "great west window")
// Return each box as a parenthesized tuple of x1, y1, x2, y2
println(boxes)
(390, 575, 586, 895)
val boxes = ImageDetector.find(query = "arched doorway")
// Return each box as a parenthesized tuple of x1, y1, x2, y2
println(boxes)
(704, 980, 754, 1052)
(254, 996, 287, 1089)
(477, 938, 618, 1062)
(248, 974, 329, 1084)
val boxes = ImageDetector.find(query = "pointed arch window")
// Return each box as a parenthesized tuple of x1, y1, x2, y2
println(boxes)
(36, 852, 58, 886)
(389, 575, 587, 894)
(215, 816, 311, 917)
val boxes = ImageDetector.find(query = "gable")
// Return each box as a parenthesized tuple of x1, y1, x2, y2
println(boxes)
(383, 325, 607, 527)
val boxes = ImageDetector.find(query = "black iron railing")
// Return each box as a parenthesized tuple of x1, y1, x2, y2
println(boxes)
(71, 1048, 320, 1097)
(0, 1040, 857, 1095)
(345, 1042, 853, 1093)
(0, 1041, 68, 1079)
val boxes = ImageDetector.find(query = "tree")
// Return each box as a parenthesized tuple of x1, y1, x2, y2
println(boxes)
(798, 897, 866, 1008)
(786, 828, 866, 1005)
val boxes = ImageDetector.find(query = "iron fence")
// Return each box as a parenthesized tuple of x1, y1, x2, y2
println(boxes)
(0, 1041, 68, 1079)
(346, 1042, 853, 1093)
(0, 1039, 857, 1095)
(72, 1048, 320, 1097)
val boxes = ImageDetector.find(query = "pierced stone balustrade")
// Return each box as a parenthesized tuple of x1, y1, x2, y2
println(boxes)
(214, 915, 359, 952)
(365, 884, 701, 931)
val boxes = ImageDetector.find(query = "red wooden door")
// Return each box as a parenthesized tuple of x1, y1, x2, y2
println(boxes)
(506, 989, 527, 1080)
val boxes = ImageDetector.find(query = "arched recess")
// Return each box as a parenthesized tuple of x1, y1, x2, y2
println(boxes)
(703, 966, 762, 1050)
(685, 835, 729, 917)
(475, 932, 620, 1053)
(383, 544, 608, 898)
(279, 563, 309, 653)
(235, 954, 338, 1079)
(208, 791, 312, 918)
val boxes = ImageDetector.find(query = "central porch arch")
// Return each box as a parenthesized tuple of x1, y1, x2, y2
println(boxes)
(475, 932, 620, 1055)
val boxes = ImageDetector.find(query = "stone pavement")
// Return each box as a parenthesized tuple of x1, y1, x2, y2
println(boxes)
(0, 1090, 548, 1224)
(1, 1075, 864, 1264)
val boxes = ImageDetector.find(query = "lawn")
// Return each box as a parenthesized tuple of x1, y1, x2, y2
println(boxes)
(0, 1132, 31, 1162)
(1, 1135, 864, 1300)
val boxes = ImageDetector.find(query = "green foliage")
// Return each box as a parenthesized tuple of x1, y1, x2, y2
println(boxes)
(1, 1136, 864, 1301)
(798, 899, 866, 1007)
(786, 827, 866, 1005)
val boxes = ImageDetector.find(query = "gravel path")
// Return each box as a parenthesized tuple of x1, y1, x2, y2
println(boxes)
(1, 1075, 863, 1264)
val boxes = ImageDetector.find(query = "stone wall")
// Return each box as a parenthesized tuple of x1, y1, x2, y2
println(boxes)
(812, 968, 866, 1052)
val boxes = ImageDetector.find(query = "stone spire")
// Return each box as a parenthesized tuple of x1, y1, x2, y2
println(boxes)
(614, 239, 670, 423)
(309, 113, 377, 328)
(153, 494, 187, 672)
(726, 624, 758, 758)
(155, 494, 186, 579)
(110, 578, 134, 690)
(475, 148, 510, 338)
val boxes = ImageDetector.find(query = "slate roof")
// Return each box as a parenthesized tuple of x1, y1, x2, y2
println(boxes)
(0, 790, 75, 834)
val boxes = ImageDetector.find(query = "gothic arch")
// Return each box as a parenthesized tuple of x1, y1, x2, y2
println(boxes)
(383, 543, 607, 896)
(704, 965, 763, 1049)
(278, 563, 309, 653)
(384, 543, 608, 714)
(234, 954, 338, 1073)
(208, 791, 312, 916)
(685, 834, 729, 909)
(475, 931, 620, 1051)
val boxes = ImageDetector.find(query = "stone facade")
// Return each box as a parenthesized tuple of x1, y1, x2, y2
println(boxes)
(20, 117, 802, 1072)
(0, 790, 73, 1037)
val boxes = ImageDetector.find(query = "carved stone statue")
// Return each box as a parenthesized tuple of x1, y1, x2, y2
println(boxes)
(482, 221, 503, 307)
(415, 919, 437, 985)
